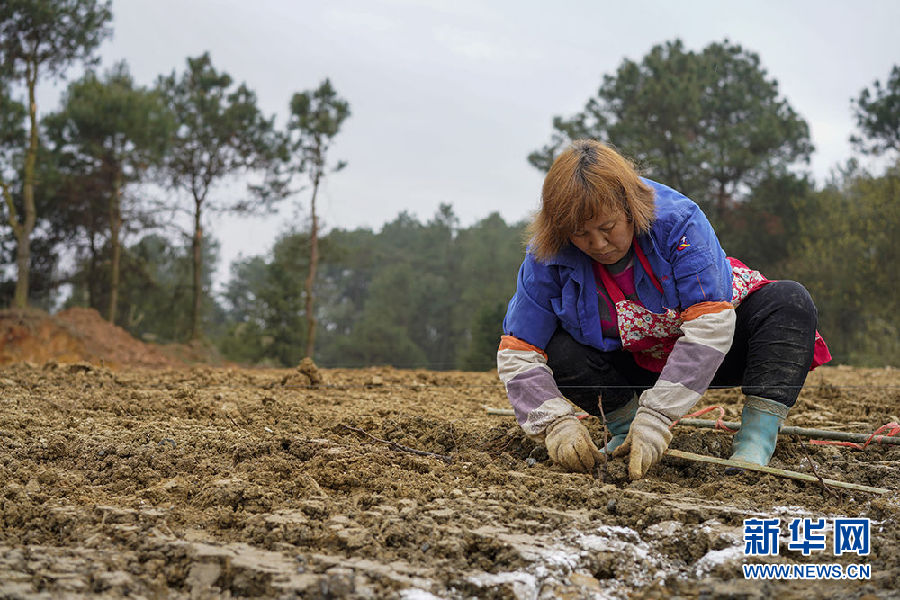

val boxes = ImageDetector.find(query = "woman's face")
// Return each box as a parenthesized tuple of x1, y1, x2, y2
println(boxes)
(569, 210, 635, 264)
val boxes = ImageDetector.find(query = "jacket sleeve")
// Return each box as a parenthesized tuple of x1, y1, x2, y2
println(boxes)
(497, 335, 576, 440)
(639, 202, 736, 421)
(502, 254, 561, 350)
(499, 256, 575, 439)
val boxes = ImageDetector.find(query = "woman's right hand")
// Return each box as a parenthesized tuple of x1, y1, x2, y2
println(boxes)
(612, 406, 673, 479)
(544, 415, 602, 473)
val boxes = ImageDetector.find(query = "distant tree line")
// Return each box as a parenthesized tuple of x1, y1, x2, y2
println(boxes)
(218, 207, 525, 370)
(1, 4, 897, 367)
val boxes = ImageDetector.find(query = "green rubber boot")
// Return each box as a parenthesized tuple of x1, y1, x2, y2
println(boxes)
(728, 395, 789, 467)
(601, 395, 639, 454)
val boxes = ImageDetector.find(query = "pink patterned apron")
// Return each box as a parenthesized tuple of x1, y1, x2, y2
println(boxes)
(594, 244, 830, 372)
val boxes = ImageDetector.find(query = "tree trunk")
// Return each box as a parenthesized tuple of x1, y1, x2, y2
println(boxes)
(88, 231, 98, 308)
(716, 179, 728, 224)
(107, 170, 123, 323)
(12, 69, 39, 309)
(304, 170, 321, 359)
(190, 197, 203, 341)
(12, 228, 31, 309)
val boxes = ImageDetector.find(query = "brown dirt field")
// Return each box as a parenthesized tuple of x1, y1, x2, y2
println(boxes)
(0, 360, 898, 599)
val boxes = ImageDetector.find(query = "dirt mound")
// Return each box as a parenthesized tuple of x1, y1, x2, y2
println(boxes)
(0, 307, 179, 368)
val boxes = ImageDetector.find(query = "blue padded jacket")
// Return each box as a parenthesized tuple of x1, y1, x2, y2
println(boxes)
(502, 178, 733, 352)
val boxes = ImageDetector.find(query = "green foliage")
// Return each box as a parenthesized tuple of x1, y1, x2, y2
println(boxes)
(530, 40, 706, 188)
(2, 111, 94, 310)
(40, 62, 166, 245)
(217, 207, 526, 369)
(0, 0, 112, 80)
(716, 172, 813, 277)
(334, 262, 430, 368)
(0, 81, 25, 161)
(0, 228, 60, 310)
(460, 302, 507, 371)
(287, 79, 351, 173)
(453, 212, 528, 368)
(43, 61, 172, 321)
(787, 161, 899, 366)
(216, 257, 276, 365)
(0, 0, 113, 308)
(286, 78, 351, 359)
(0, 81, 25, 290)
(219, 232, 313, 366)
(67, 233, 221, 343)
(33, 135, 110, 300)
(528, 39, 813, 223)
(45, 61, 171, 178)
(159, 52, 282, 204)
(852, 65, 900, 156)
(158, 52, 283, 339)
(0, 80, 24, 271)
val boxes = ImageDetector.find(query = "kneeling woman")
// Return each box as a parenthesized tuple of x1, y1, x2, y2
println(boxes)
(498, 139, 830, 480)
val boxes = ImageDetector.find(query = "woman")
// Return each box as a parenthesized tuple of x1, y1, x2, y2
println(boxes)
(498, 139, 830, 480)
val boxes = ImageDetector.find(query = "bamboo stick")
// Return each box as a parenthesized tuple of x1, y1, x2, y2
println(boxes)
(665, 449, 891, 495)
(678, 418, 900, 446)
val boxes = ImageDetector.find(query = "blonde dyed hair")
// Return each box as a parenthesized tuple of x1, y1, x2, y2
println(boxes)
(527, 139, 655, 262)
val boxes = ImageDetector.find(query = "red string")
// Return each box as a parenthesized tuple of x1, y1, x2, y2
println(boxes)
(809, 422, 900, 450)
(671, 405, 738, 433)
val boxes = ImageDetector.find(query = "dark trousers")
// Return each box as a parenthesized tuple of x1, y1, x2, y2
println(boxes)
(546, 281, 818, 416)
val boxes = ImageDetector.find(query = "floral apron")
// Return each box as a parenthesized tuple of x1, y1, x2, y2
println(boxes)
(594, 243, 829, 372)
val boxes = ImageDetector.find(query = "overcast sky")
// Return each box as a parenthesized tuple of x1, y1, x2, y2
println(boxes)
(47, 0, 900, 286)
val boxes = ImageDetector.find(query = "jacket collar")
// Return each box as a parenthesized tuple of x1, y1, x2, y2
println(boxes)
(536, 242, 584, 269)
(536, 233, 660, 269)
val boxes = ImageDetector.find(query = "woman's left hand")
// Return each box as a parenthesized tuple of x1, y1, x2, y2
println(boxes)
(613, 407, 673, 479)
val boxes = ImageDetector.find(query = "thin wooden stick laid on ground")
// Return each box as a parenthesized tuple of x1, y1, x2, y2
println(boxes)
(340, 424, 453, 463)
(665, 449, 891, 495)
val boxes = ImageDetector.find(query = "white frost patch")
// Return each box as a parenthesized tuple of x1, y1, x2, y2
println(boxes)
(532, 548, 579, 570)
(572, 525, 660, 590)
(593, 524, 642, 541)
(576, 525, 652, 562)
(694, 545, 745, 577)
(462, 523, 663, 599)
(643, 520, 682, 539)
(467, 571, 538, 599)
(399, 589, 446, 600)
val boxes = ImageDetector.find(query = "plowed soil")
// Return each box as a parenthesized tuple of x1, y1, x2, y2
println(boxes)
(0, 360, 898, 599)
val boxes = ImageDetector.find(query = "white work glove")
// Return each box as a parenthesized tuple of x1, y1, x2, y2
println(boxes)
(544, 416, 602, 474)
(613, 407, 673, 480)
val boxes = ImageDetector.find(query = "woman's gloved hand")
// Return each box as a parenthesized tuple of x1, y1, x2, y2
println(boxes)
(613, 407, 673, 479)
(544, 415, 602, 473)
